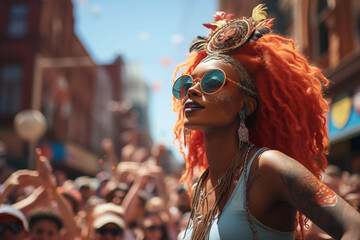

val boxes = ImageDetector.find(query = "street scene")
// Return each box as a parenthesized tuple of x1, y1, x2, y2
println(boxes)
(0, 0, 360, 240)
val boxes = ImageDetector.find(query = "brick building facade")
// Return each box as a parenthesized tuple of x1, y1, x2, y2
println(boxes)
(219, 0, 360, 172)
(0, 0, 99, 175)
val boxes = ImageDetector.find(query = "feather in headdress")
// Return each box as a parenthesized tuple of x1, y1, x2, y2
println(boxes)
(203, 11, 236, 30)
(213, 11, 236, 22)
(255, 18, 275, 29)
(252, 4, 268, 24)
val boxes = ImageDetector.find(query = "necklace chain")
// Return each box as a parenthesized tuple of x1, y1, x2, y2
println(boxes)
(187, 144, 255, 240)
(199, 175, 225, 203)
(198, 145, 252, 204)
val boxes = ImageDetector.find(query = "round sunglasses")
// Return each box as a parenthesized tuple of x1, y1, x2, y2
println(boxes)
(96, 227, 123, 236)
(0, 223, 24, 235)
(145, 225, 164, 231)
(172, 69, 240, 100)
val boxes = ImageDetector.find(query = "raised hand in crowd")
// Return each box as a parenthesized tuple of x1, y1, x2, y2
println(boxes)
(121, 163, 164, 226)
(0, 149, 82, 240)
(35, 148, 82, 240)
(0, 169, 40, 205)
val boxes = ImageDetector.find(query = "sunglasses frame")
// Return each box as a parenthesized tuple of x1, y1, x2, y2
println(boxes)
(0, 222, 24, 235)
(96, 226, 123, 236)
(172, 68, 240, 100)
(145, 225, 164, 231)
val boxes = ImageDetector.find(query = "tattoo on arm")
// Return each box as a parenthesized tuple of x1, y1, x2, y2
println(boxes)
(278, 158, 359, 240)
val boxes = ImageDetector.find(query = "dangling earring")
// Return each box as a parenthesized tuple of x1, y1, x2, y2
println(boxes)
(238, 114, 249, 144)
(183, 127, 191, 146)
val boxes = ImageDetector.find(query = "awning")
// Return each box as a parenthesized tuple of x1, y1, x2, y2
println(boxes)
(328, 87, 360, 144)
(39, 141, 100, 175)
(64, 142, 100, 175)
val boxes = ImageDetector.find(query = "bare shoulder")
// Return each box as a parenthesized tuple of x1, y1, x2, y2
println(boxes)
(257, 149, 306, 174)
(246, 149, 297, 198)
(252, 149, 317, 199)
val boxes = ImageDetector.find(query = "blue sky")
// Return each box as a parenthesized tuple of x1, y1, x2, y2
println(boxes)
(72, 0, 217, 159)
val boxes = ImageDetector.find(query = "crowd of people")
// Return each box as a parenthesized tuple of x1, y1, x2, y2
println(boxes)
(305, 165, 360, 239)
(0, 144, 359, 240)
(0, 142, 191, 240)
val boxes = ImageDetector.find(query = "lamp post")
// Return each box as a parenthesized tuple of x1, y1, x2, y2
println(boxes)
(21, 55, 94, 168)
(14, 109, 47, 169)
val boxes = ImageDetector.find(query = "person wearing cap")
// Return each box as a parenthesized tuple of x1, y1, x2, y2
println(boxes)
(93, 213, 125, 240)
(28, 209, 63, 240)
(74, 176, 93, 210)
(0, 205, 28, 240)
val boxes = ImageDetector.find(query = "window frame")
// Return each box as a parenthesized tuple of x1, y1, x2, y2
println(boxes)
(6, 2, 29, 38)
(0, 63, 24, 118)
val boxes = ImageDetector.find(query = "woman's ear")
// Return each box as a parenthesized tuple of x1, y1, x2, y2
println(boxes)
(246, 97, 257, 116)
(238, 96, 257, 117)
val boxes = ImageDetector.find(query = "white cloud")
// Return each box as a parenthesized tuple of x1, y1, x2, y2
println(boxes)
(91, 4, 102, 15)
(171, 34, 184, 46)
(139, 31, 150, 42)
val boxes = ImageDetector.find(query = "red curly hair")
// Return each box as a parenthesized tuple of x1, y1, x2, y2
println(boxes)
(172, 34, 330, 239)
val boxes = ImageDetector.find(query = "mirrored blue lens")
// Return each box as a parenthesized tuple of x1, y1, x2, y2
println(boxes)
(173, 75, 192, 99)
(201, 69, 225, 94)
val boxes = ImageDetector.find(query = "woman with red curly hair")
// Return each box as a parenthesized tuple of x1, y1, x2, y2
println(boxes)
(172, 4, 360, 240)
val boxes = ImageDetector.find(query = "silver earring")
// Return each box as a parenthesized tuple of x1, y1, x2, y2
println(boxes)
(238, 115, 249, 144)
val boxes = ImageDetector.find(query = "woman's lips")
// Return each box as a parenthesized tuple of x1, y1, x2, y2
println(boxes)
(184, 99, 204, 113)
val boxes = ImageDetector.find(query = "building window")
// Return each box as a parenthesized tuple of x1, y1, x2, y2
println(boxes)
(0, 64, 23, 117)
(319, 22, 329, 54)
(317, 0, 328, 14)
(7, 3, 28, 38)
(314, 0, 330, 55)
(355, 0, 360, 45)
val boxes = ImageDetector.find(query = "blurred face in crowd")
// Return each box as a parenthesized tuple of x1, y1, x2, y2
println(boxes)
(80, 185, 93, 202)
(143, 215, 164, 240)
(54, 170, 67, 186)
(111, 189, 127, 205)
(0, 215, 27, 240)
(29, 219, 60, 240)
(95, 223, 123, 240)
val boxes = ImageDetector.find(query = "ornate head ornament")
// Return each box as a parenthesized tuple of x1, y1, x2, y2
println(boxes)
(189, 4, 274, 99)
(190, 4, 274, 54)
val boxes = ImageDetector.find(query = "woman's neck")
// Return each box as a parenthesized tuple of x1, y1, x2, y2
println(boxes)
(203, 124, 239, 184)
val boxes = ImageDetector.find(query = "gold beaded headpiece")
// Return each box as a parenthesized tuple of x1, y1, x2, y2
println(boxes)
(189, 4, 274, 100)
(190, 4, 274, 54)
